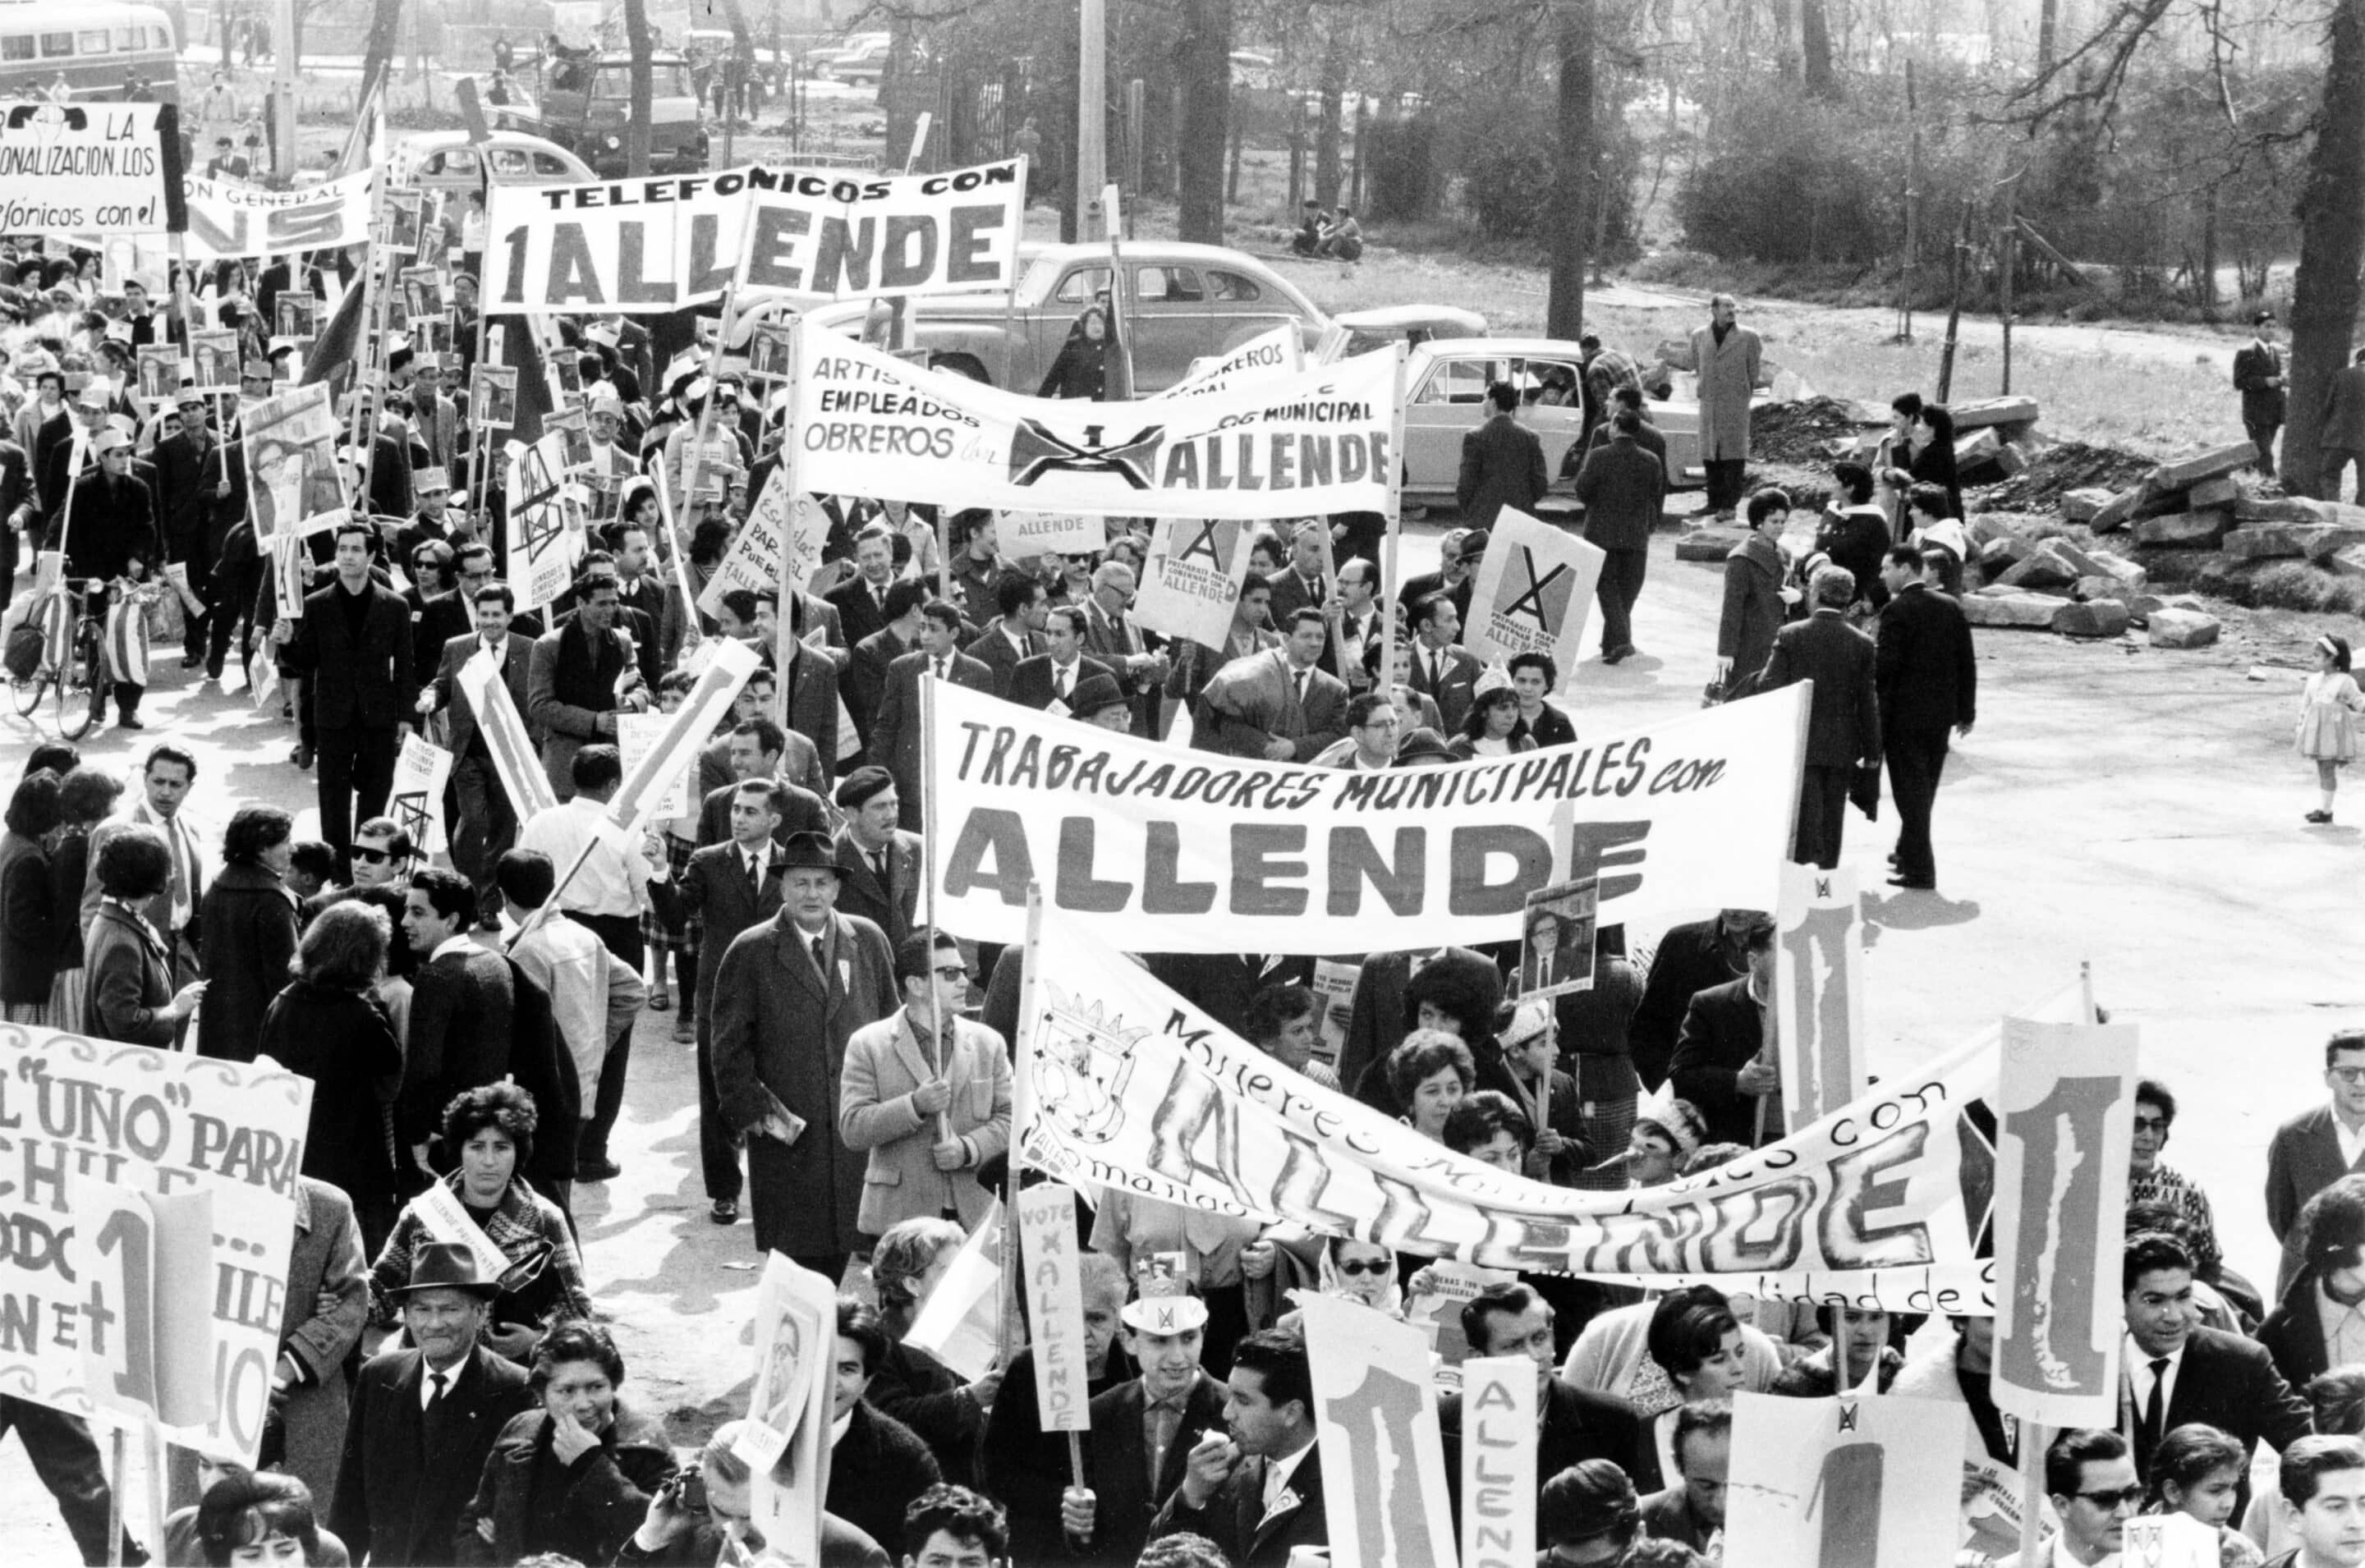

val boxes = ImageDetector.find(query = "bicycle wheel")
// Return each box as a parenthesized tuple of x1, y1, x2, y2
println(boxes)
(54, 627, 98, 741)
(7, 667, 46, 718)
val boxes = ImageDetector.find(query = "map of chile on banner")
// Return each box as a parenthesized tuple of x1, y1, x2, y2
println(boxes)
(793, 330, 1402, 521)
(1014, 908, 2098, 1309)
(1297, 1293, 1458, 1568)
(0, 1025, 313, 1462)
(1775, 862, 1869, 1130)
(1725, 1391, 1967, 1567)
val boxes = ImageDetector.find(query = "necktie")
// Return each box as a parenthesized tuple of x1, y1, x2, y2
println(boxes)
(2142, 1357, 2169, 1448)
(748, 852, 764, 898)
(1293, 669, 1310, 704)
(811, 932, 827, 977)
(1146, 1398, 1182, 1491)
(425, 1369, 449, 1432)
(935, 658, 948, 680)
(870, 849, 888, 886)
(1055, 666, 1070, 701)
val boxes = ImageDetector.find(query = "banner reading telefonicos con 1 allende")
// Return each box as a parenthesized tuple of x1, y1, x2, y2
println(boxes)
(484, 157, 1026, 314)
(925, 677, 1807, 952)
(797, 332, 1401, 520)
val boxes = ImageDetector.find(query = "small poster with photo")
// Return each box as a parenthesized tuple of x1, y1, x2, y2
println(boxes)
(583, 470, 622, 521)
(552, 353, 582, 396)
(1518, 874, 1598, 1001)
(746, 319, 794, 383)
(190, 331, 239, 393)
(386, 191, 423, 253)
(412, 318, 450, 355)
(402, 267, 447, 321)
(385, 293, 409, 332)
(135, 346, 177, 401)
(275, 294, 315, 338)
(471, 365, 519, 431)
(545, 406, 592, 470)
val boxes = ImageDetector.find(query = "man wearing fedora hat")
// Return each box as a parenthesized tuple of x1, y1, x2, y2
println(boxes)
(329, 1241, 534, 1566)
(1056, 1281, 1227, 1566)
(709, 828, 898, 1276)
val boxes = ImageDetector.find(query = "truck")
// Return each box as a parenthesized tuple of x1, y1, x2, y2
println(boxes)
(513, 50, 710, 179)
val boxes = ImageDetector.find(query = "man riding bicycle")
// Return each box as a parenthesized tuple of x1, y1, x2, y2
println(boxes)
(46, 426, 158, 730)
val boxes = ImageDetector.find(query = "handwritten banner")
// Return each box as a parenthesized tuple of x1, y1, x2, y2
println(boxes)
(795, 332, 1401, 520)
(0, 101, 186, 233)
(1016, 1181, 1091, 1433)
(1154, 323, 1305, 401)
(1, 1025, 312, 1460)
(485, 158, 1026, 314)
(696, 469, 824, 617)
(929, 676, 1807, 951)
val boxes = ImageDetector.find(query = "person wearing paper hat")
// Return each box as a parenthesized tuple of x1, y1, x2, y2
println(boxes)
(1054, 1274, 1223, 1561)
(585, 319, 622, 351)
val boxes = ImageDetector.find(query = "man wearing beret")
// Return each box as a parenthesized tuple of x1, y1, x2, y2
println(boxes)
(831, 766, 920, 952)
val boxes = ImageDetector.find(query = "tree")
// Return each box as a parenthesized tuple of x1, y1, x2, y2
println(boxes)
(355, 0, 403, 111)
(1177, 0, 1232, 243)
(2284, 0, 2365, 497)
(622, 0, 654, 176)
(1545, 0, 1594, 338)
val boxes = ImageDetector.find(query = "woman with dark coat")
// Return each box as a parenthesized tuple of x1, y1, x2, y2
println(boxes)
(45, 767, 123, 1029)
(85, 825, 207, 1046)
(1036, 304, 1112, 400)
(0, 769, 65, 1024)
(1884, 401, 1963, 520)
(452, 1319, 675, 1566)
(1816, 461, 1894, 613)
(1715, 488, 1789, 700)
(196, 805, 301, 1062)
(260, 901, 406, 1250)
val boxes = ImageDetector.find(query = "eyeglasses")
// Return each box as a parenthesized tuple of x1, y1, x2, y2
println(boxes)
(1335, 1259, 1391, 1277)
(351, 846, 396, 864)
(2132, 1115, 2169, 1132)
(932, 965, 970, 981)
(2073, 1485, 2144, 1511)
(2334, 1069, 2365, 1084)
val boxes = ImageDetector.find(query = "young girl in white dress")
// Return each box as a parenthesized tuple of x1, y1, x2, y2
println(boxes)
(2298, 634, 2365, 823)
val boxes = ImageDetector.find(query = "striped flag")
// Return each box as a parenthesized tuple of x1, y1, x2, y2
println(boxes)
(103, 591, 149, 690)
(455, 648, 558, 821)
(603, 637, 759, 837)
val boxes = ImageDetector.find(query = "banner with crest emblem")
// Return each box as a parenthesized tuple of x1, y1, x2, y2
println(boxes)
(792, 331, 1399, 520)
(1016, 910, 2095, 1310)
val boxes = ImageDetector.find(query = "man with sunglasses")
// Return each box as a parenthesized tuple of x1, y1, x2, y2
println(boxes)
(2271, 1031, 2365, 1296)
(2003, 1428, 2139, 1567)
(302, 817, 415, 925)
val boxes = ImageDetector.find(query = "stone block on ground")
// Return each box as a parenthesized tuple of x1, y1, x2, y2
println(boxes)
(2074, 575, 2133, 603)
(1993, 442, 2027, 476)
(1982, 535, 2032, 571)
(2134, 509, 2233, 549)
(2326, 544, 2365, 580)
(1674, 525, 1748, 562)
(1954, 427, 2005, 477)
(1963, 592, 2069, 629)
(2147, 607, 2222, 649)
(1950, 396, 2042, 432)
(1967, 513, 2026, 548)
(2052, 599, 2132, 637)
(2222, 525, 2308, 559)
(2087, 551, 2146, 588)
(2090, 489, 2142, 533)
(2131, 591, 2209, 618)
(2188, 475, 2242, 510)
(2234, 493, 2317, 524)
(2061, 488, 2115, 523)
(2145, 442, 2257, 492)
(1999, 546, 2079, 591)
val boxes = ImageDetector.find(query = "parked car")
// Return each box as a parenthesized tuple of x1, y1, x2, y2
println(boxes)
(787, 241, 1486, 396)
(505, 52, 709, 177)
(390, 131, 598, 198)
(824, 34, 893, 85)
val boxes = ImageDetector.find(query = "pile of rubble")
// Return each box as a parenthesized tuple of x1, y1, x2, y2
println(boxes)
(2065, 441, 2365, 572)
(1955, 520, 2221, 648)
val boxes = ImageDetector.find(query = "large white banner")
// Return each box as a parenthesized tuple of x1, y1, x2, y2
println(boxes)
(0, 101, 181, 233)
(928, 676, 1806, 951)
(1462, 507, 1605, 674)
(796, 333, 1401, 520)
(181, 169, 374, 259)
(1155, 323, 1305, 401)
(1017, 913, 2092, 1307)
(1, 1024, 312, 1461)
(485, 158, 1026, 314)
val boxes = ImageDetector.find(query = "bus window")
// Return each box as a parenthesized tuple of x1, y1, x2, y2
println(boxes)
(39, 32, 72, 56)
(113, 27, 140, 48)
(2, 36, 33, 61)
(77, 29, 110, 53)
(152, 25, 174, 48)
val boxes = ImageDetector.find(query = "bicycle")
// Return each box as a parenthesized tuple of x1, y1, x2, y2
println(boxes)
(7, 575, 153, 740)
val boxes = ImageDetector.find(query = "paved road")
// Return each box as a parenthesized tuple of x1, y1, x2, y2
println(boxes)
(0, 519, 2340, 1557)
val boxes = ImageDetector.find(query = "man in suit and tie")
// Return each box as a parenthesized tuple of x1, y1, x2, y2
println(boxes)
(708, 830, 899, 1277)
(694, 721, 829, 855)
(420, 580, 540, 923)
(1406, 592, 1483, 732)
(825, 526, 902, 651)
(81, 742, 207, 985)
(1151, 1326, 1325, 1567)
(844, 578, 928, 760)
(2122, 1231, 2312, 1517)
(328, 1243, 535, 1566)
(831, 767, 920, 951)
(274, 520, 416, 875)
(1080, 560, 1171, 737)
(1264, 521, 1329, 626)
(1757, 565, 1881, 870)
(696, 667, 829, 804)
(1876, 546, 1977, 892)
(1322, 558, 1384, 692)
(1438, 1284, 1645, 1524)
(1009, 605, 1117, 714)
(1456, 380, 1549, 531)
(1059, 1285, 1228, 1567)
(2234, 309, 2288, 477)
(875, 603, 995, 832)
(2269, 1032, 2365, 1296)
(1195, 608, 1349, 761)
(838, 929, 1012, 1244)
(649, 779, 795, 1225)
(1668, 912, 1782, 1148)
(1575, 409, 1668, 667)
(1395, 526, 1483, 635)
(753, 588, 847, 768)
(966, 574, 1049, 700)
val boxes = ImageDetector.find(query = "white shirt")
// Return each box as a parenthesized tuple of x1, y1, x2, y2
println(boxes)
(2123, 1337, 2184, 1428)
(2320, 1280, 2365, 1370)
(419, 1355, 466, 1411)
(829, 1410, 854, 1447)
(429, 933, 479, 964)
(2335, 1109, 2365, 1171)
(517, 796, 653, 919)
(1261, 1437, 1316, 1517)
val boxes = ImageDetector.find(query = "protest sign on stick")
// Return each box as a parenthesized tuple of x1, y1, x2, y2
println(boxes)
(739, 1252, 839, 1564)
(71, 1186, 216, 1431)
(1016, 1181, 1091, 1435)
(697, 466, 826, 616)
(615, 713, 693, 820)
(1462, 508, 1605, 676)
(456, 647, 559, 822)
(1727, 1391, 1968, 1566)
(1458, 1356, 1536, 1568)
(1131, 516, 1252, 649)
(0, 101, 186, 232)
(1297, 1292, 1457, 1568)
(388, 732, 455, 855)
(1775, 862, 1869, 1130)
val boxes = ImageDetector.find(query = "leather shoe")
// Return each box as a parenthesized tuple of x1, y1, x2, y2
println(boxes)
(710, 1199, 738, 1225)
(577, 1157, 622, 1182)
(117, 714, 145, 731)
(1886, 873, 1936, 891)
(1601, 645, 1630, 666)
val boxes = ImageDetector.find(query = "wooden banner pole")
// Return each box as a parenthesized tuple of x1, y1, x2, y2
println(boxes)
(105, 1425, 126, 1567)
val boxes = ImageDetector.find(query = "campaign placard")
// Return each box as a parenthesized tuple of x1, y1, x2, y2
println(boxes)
(0, 100, 185, 233)
(1463, 507, 1605, 675)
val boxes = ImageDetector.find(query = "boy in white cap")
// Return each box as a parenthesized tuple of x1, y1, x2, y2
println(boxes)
(1059, 1280, 1226, 1566)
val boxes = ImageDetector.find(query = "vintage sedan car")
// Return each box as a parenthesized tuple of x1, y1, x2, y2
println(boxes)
(788, 241, 1484, 395)
(390, 131, 597, 197)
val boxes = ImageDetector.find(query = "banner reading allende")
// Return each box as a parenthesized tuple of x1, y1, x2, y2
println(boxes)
(484, 158, 1026, 314)
(0, 1023, 312, 1460)
(796, 333, 1401, 520)
(926, 676, 1805, 951)
(1017, 912, 2092, 1309)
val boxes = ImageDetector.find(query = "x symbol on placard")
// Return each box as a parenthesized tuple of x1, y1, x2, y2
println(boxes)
(1837, 1403, 1862, 1433)
(1501, 547, 1572, 628)
(1008, 420, 1165, 489)
(1175, 519, 1225, 566)
(389, 791, 434, 851)
(513, 451, 569, 558)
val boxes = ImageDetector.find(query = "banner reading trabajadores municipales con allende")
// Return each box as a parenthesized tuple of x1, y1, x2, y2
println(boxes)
(925, 677, 1807, 953)
(1017, 912, 2091, 1310)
